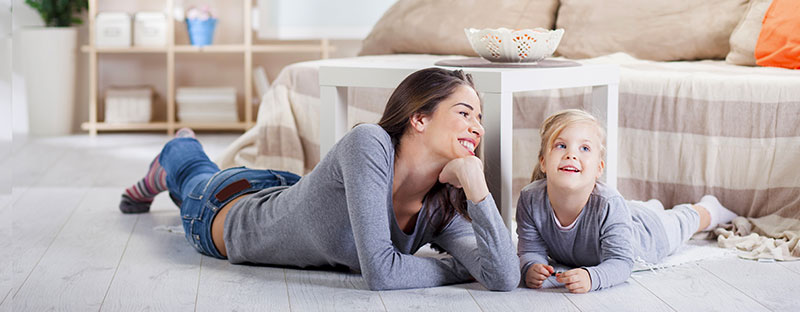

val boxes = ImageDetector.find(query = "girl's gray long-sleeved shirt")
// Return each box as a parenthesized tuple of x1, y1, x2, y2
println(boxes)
(224, 124, 519, 291)
(516, 179, 668, 291)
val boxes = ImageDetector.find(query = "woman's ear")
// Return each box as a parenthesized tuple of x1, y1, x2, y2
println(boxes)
(539, 156, 546, 174)
(409, 113, 427, 132)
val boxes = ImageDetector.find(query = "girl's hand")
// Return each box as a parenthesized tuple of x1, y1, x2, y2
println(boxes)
(438, 156, 489, 203)
(525, 263, 554, 288)
(556, 268, 591, 293)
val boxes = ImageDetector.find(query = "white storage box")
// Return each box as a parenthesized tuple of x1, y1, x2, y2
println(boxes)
(96, 12, 131, 47)
(176, 87, 238, 122)
(104, 87, 152, 123)
(134, 12, 167, 47)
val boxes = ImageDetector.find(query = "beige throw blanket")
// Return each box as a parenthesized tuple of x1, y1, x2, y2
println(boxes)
(715, 215, 800, 261)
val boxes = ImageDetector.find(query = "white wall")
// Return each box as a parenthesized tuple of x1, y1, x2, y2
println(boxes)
(2, 0, 11, 193)
(258, 0, 395, 39)
(2, 0, 12, 140)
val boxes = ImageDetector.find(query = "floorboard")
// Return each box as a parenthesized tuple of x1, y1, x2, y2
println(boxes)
(196, 258, 291, 312)
(0, 195, 11, 309)
(0, 195, 9, 210)
(379, 284, 481, 312)
(699, 257, 800, 311)
(99, 211, 201, 312)
(634, 260, 770, 312)
(9, 187, 87, 297)
(564, 278, 673, 312)
(0, 294, 10, 312)
(9, 139, 68, 187)
(778, 260, 800, 275)
(11, 187, 138, 311)
(285, 269, 386, 312)
(467, 282, 579, 312)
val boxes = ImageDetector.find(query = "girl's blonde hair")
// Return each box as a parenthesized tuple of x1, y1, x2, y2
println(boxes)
(531, 109, 607, 182)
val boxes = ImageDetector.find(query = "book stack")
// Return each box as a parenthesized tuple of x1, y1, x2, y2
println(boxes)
(176, 87, 238, 122)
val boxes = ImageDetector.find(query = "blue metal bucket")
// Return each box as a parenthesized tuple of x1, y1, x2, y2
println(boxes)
(186, 18, 217, 46)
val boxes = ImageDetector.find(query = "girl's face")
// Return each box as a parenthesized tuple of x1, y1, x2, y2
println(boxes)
(417, 85, 484, 161)
(539, 122, 605, 191)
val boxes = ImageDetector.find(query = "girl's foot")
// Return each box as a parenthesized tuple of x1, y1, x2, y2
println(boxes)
(119, 128, 196, 213)
(696, 195, 737, 231)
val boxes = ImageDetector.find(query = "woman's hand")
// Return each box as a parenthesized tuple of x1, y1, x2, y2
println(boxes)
(525, 263, 554, 288)
(438, 156, 489, 203)
(556, 268, 592, 293)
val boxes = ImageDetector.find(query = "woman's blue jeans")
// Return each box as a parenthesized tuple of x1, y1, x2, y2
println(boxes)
(159, 137, 301, 259)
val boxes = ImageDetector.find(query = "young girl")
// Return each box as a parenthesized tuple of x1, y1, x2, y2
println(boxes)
(516, 109, 737, 293)
(120, 68, 519, 291)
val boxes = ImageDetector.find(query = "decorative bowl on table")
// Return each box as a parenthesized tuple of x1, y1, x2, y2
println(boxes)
(464, 27, 564, 63)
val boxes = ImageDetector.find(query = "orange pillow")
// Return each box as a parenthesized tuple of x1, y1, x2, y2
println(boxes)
(754, 0, 800, 69)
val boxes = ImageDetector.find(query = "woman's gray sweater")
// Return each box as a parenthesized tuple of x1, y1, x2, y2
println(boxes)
(224, 124, 519, 291)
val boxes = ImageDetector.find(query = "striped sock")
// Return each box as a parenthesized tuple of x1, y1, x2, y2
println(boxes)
(175, 127, 196, 138)
(119, 157, 167, 213)
(119, 128, 195, 213)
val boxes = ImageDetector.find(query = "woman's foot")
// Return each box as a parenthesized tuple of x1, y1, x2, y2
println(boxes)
(175, 127, 196, 138)
(119, 128, 196, 213)
(119, 157, 167, 213)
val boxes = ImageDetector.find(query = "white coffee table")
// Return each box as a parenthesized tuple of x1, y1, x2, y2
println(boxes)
(319, 57, 619, 228)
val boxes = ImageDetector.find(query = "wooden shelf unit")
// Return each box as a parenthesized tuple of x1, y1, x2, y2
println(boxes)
(82, 0, 332, 135)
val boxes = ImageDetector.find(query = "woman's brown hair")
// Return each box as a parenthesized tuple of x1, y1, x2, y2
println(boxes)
(378, 67, 477, 235)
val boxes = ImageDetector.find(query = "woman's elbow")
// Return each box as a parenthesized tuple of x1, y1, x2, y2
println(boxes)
(364, 273, 394, 291)
(484, 272, 520, 291)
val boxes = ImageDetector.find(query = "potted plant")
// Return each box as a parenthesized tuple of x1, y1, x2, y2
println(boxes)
(25, 0, 88, 26)
(20, 0, 88, 135)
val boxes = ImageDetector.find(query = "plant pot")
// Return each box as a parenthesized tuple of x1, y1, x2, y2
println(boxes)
(186, 18, 217, 46)
(20, 27, 77, 136)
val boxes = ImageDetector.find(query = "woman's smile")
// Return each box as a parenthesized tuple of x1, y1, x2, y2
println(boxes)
(459, 138, 477, 155)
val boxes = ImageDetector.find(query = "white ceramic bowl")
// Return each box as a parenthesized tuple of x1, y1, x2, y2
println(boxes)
(464, 27, 564, 63)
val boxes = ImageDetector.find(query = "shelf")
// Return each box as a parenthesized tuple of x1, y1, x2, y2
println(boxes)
(81, 121, 251, 131)
(83, 44, 335, 54)
(84, 0, 330, 136)
(82, 45, 168, 53)
(173, 44, 247, 53)
(251, 44, 334, 53)
(81, 121, 169, 131)
(176, 122, 252, 130)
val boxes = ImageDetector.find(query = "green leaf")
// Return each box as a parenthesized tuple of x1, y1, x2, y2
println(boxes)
(24, 0, 89, 27)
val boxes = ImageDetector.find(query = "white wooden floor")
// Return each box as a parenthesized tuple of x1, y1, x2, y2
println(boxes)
(2, 133, 799, 311)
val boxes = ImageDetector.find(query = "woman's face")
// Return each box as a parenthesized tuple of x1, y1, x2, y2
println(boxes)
(419, 85, 484, 161)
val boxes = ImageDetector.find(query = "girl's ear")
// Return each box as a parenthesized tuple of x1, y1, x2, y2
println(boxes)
(596, 159, 605, 179)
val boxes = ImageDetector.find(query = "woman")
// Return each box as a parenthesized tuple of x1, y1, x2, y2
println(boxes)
(119, 68, 519, 291)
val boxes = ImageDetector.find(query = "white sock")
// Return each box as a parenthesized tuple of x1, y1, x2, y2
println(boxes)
(697, 195, 737, 231)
